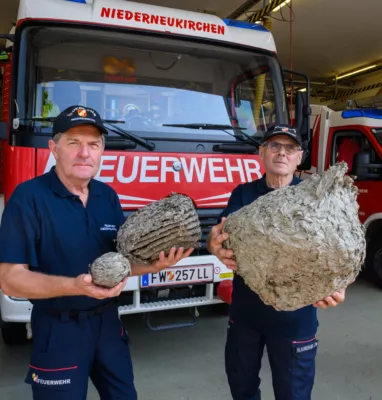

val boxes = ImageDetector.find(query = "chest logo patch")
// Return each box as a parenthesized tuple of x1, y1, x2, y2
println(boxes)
(100, 224, 117, 232)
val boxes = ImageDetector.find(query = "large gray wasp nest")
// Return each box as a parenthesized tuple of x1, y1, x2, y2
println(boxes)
(89, 193, 201, 287)
(115, 193, 201, 264)
(222, 162, 366, 311)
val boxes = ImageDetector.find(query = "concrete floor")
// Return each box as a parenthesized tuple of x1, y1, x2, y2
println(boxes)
(1, 276, 382, 400)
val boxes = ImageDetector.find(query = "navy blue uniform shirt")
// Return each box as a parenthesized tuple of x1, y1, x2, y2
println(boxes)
(0, 167, 125, 311)
(220, 174, 318, 339)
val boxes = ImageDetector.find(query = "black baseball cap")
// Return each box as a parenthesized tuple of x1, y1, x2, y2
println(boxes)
(262, 124, 302, 147)
(52, 105, 108, 136)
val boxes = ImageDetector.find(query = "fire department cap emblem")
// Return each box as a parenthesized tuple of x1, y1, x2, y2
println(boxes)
(77, 109, 87, 118)
(281, 127, 289, 132)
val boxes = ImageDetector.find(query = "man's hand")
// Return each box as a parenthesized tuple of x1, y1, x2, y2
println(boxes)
(74, 274, 128, 300)
(313, 287, 346, 309)
(149, 247, 194, 273)
(207, 218, 237, 270)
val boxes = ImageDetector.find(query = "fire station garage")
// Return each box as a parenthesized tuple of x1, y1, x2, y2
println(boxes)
(0, 0, 382, 399)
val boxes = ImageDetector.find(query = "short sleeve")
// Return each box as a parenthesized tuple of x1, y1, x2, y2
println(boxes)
(218, 185, 244, 223)
(0, 196, 40, 267)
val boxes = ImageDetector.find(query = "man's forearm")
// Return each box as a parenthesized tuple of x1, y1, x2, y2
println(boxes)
(130, 263, 156, 277)
(0, 264, 78, 299)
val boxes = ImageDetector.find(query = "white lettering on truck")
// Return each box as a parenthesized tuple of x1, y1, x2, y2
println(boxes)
(44, 154, 262, 183)
(141, 156, 160, 183)
(100, 8, 226, 36)
(161, 157, 181, 183)
(180, 157, 207, 182)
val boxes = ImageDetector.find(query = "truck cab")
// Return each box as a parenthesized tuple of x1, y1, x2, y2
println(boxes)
(0, 0, 310, 345)
(298, 106, 382, 286)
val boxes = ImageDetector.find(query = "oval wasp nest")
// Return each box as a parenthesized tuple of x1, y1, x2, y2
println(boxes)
(117, 193, 201, 264)
(223, 162, 366, 311)
(89, 252, 131, 288)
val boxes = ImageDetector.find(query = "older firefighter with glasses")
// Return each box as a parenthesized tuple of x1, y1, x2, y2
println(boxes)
(207, 124, 348, 400)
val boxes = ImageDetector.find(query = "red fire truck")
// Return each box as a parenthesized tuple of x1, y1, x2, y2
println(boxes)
(297, 105, 382, 289)
(0, 0, 310, 344)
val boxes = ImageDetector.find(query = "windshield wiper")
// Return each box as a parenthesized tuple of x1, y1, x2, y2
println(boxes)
(163, 123, 244, 130)
(26, 117, 155, 151)
(162, 123, 262, 147)
(29, 117, 56, 122)
(102, 121, 155, 151)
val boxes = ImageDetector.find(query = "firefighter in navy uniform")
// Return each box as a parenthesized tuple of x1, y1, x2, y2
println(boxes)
(0, 105, 193, 400)
(207, 125, 350, 400)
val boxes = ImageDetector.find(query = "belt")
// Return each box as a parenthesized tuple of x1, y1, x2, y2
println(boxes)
(45, 298, 119, 319)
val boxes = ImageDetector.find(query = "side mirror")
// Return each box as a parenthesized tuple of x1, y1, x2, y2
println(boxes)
(353, 152, 371, 177)
(298, 128, 313, 171)
(283, 69, 312, 170)
(295, 91, 310, 141)
(352, 152, 382, 180)
(295, 91, 311, 169)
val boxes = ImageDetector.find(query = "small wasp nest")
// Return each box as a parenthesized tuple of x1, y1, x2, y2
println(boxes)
(223, 162, 366, 311)
(89, 252, 131, 288)
(116, 193, 201, 264)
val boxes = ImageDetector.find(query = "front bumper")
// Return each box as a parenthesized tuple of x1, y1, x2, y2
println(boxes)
(0, 255, 232, 323)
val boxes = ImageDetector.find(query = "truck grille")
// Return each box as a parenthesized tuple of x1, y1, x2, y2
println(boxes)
(194, 208, 221, 256)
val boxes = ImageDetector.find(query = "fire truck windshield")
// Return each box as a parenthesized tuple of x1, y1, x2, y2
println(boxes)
(14, 25, 288, 146)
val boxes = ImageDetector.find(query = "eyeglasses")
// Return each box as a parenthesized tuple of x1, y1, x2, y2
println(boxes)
(263, 141, 301, 155)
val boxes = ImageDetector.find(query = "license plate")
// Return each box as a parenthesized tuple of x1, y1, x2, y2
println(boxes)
(141, 264, 214, 288)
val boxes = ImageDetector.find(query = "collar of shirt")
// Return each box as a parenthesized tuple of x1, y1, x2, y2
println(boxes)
(258, 173, 301, 194)
(47, 166, 102, 198)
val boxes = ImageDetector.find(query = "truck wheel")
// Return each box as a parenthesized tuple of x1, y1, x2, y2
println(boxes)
(365, 236, 382, 288)
(1, 323, 28, 346)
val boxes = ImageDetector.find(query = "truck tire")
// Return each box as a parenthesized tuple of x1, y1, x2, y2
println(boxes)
(1, 323, 28, 346)
(365, 236, 382, 288)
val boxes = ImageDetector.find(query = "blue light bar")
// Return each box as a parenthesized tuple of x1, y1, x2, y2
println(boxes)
(342, 108, 382, 120)
(65, 0, 89, 4)
(222, 19, 269, 33)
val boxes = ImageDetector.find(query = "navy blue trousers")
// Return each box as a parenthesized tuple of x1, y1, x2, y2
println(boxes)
(225, 320, 318, 400)
(25, 306, 137, 399)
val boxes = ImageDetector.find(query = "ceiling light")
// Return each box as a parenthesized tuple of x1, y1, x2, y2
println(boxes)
(298, 88, 307, 92)
(337, 65, 378, 80)
(272, 0, 291, 12)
